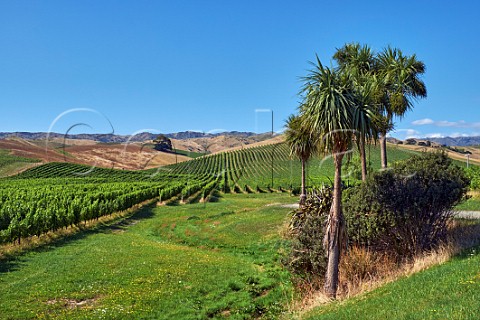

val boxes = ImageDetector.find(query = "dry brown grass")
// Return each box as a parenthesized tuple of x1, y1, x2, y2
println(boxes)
(285, 218, 480, 318)
(2, 134, 282, 172)
(468, 190, 480, 198)
(337, 246, 397, 298)
(65, 143, 191, 170)
(1, 138, 192, 170)
(394, 142, 480, 165)
(216, 135, 285, 153)
(170, 135, 284, 154)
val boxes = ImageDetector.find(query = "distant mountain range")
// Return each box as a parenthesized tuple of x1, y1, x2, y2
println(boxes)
(425, 136, 480, 147)
(3, 131, 477, 147)
(0, 131, 271, 143)
(387, 136, 480, 147)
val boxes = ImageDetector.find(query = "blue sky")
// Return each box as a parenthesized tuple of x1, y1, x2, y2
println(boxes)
(1, 1, 479, 139)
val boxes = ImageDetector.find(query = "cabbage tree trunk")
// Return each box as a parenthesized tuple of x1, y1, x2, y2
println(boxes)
(324, 152, 345, 299)
(359, 136, 367, 181)
(380, 132, 387, 169)
(300, 158, 307, 206)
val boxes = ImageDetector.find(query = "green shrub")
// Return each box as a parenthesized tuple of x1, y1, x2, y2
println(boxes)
(344, 152, 470, 259)
(465, 166, 480, 189)
(342, 154, 372, 181)
(285, 152, 469, 284)
(285, 186, 332, 282)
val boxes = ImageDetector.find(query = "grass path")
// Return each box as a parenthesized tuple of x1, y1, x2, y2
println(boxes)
(0, 194, 296, 319)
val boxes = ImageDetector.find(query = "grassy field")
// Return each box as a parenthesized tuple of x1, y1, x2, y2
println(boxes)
(174, 149, 205, 158)
(456, 193, 480, 211)
(304, 243, 480, 319)
(0, 149, 40, 177)
(0, 193, 296, 319)
(456, 199, 480, 211)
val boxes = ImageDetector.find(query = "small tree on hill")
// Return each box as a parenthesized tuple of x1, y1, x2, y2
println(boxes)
(154, 135, 173, 152)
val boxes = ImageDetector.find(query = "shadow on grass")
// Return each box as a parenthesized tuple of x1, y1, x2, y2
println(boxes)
(0, 205, 156, 274)
(166, 198, 181, 206)
(449, 218, 480, 259)
(165, 190, 224, 206)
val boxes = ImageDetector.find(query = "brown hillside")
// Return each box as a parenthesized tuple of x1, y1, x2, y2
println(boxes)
(64, 143, 190, 170)
(170, 133, 281, 154)
(0, 138, 67, 163)
(0, 138, 190, 171)
(214, 135, 285, 153)
(392, 142, 480, 165)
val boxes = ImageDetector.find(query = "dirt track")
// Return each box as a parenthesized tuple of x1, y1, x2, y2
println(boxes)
(455, 211, 480, 219)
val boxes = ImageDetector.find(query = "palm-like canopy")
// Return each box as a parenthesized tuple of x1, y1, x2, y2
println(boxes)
(376, 47, 427, 167)
(284, 113, 318, 206)
(334, 43, 380, 179)
(300, 57, 356, 154)
(299, 56, 377, 299)
(377, 47, 427, 118)
(351, 78, 380, 140)
(284, 114, 317, 162)
(334, 43, 375, 80)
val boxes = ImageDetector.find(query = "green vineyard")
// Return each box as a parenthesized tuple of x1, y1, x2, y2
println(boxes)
(0, 142, 420, 244)
(161, 142, 420, 191)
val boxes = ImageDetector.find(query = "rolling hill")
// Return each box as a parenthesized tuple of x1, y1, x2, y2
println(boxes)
(0, 131, 279, 173)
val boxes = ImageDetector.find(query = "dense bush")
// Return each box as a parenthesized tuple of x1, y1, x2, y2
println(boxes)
(285, 186, 332, 282)
(465, 166, 480, 189)
(286, 152, 470, 282)
(344, 152, 470, 259)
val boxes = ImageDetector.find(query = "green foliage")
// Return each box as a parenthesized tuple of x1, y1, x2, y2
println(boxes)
(0, 180, 171, 243)
(153, 134, 173, 151)
(444, 145, 472, 155)
(0, 140, 423, 244)
(343, 152, 470, 258)
(465, 165, 480, 189)
(286, 153, 470, 289)
(159, 182, 185, 201)
(12, 141, 418, 193)
(13, 162, 176, 181)
(286, 186, 332, 282)
(0, 161, 218, 243)
(456, 196, 480, 211)
(342, 154, 372, 181)
(284, 114, 318, 161)
(165, 141, 418, 192)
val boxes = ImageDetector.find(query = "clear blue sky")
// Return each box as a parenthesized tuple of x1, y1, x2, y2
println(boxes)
(1, 0, 479, 139)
